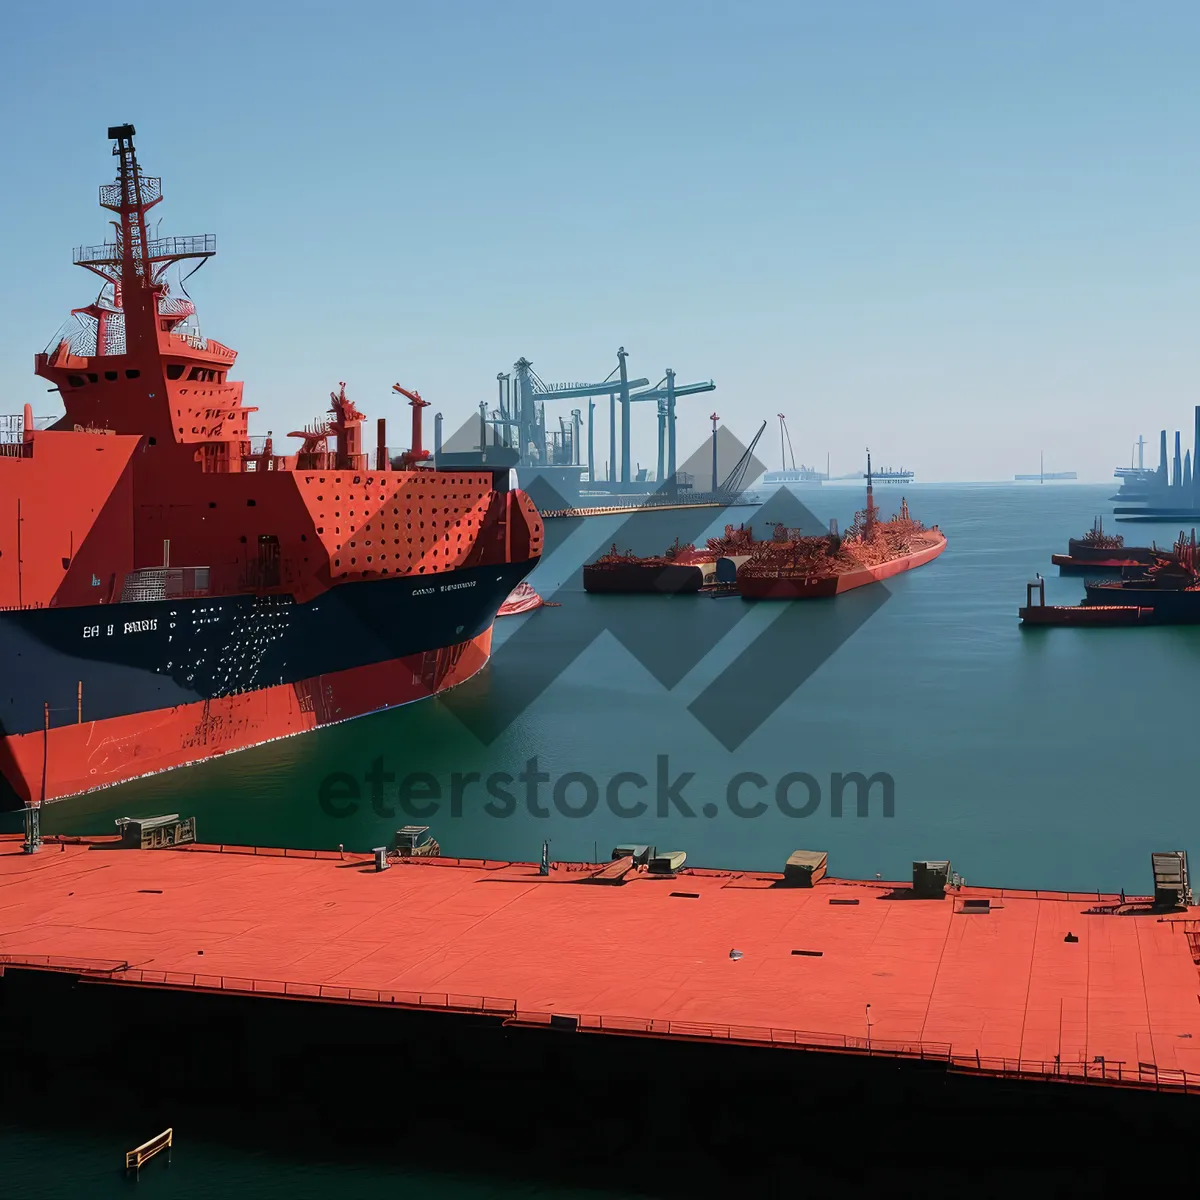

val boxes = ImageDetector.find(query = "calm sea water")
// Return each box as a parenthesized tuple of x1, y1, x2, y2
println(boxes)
(30, 482, 1200, 892)
(0, 1120, 639, 1199)
(7, 482, 1199, 1194)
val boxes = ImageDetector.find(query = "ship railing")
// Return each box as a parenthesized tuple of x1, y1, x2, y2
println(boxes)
(120, 566, 211, 603)
(0, 953, 130, 973)
(242, 446, 421, 471)
(72, 234, 215, 267)
(100, 176, 162, 209)
(0, 441, 32, 459)
(3, 951, 1198, 1093)
(0, 414, 56, 443)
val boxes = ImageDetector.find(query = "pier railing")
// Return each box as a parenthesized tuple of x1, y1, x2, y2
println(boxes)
(2, 952, 1196, 1096)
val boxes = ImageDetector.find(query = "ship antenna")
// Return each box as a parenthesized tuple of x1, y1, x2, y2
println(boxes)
(73, 126, 216, 377)
(99, 125, 163, 348)
(865, 448, 876, 529)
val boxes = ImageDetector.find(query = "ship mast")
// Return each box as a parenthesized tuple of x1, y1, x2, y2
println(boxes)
(865, 449, 876, 533)
(73, 125, 216, 352)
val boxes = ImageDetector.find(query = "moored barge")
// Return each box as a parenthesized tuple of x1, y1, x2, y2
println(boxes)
(0, 832, 1195, 1189)
(1051, 518, 1158, 573)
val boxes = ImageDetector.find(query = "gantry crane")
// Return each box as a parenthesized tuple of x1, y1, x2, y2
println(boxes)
(508, 350, 649, 478)
(627, 370, 716, 488)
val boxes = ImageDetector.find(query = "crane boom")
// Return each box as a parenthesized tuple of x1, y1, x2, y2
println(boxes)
(721, 420, 767, 495)
(627, 379, 715, 403)
(532, 378, 649, 400)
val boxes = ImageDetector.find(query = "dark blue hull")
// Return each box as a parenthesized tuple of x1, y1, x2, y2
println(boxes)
(1, 559, 535, 740)
(1084, 582, 1200, 620)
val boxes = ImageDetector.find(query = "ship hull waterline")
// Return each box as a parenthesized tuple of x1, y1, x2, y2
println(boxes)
(1, 558, 536, 808)
(1082, 582, 1200, 623)
(582, 562, 715, 594)
(737, 532, 947, 600)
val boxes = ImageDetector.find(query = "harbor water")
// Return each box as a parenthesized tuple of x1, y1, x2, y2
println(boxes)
(27, 483, 1200, 894)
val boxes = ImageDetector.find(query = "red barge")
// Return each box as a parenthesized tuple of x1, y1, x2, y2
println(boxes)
(1051, 517, 1158, 573)
(582, 528, 756, 594)
(0, 127, 543, 809)
(0, 833, 1196, 1185)
(1021, 533, 1200, 626)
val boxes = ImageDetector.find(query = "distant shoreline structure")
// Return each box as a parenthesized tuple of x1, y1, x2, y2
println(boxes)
(1014, 451, 1076, 482)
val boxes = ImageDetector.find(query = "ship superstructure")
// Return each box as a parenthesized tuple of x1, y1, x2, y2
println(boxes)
(0, 125, 542, 807)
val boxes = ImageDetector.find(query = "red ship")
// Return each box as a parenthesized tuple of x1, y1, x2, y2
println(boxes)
(1050, 517, 1158, 573)
(737, 457, 945, 599)
(0, 125, 543, 809)
(582, 527, 756, 594)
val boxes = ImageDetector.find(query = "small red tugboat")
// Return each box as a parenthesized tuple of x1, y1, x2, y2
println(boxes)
(0, 126, 543, 808)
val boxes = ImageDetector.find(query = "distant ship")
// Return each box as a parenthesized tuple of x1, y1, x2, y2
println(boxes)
(1112, 465, 1157, 502)
(761, 414, 824, 485)
(1015, 452, 1075, 482)
(826, 465, 914, 483)
(762, 466, 824, 485)
(1112, 437, 1154, 500)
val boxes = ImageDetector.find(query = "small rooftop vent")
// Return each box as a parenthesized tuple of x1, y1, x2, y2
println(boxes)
(649, 850, 686, 875)
(394, 826, 440, 858)
(115, 814, 195, 850)
(613, 844, 655, 866)
(783, 850, 828, 888)
(913, 860, 952, 899)
(1151, 851, 1192, 909)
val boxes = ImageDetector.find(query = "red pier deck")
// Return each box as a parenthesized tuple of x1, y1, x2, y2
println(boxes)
(2, 836, 1197, 1094)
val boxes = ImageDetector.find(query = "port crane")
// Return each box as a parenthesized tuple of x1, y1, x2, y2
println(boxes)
(504, 351, 649, 478)
(720, 420, 768, 496)
(490, 350, 715, 488)
(625, 370, 716, 488)
(706, 415, 767, 495)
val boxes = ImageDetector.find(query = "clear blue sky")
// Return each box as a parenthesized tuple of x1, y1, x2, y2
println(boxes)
(3, 0, 1199, 481)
